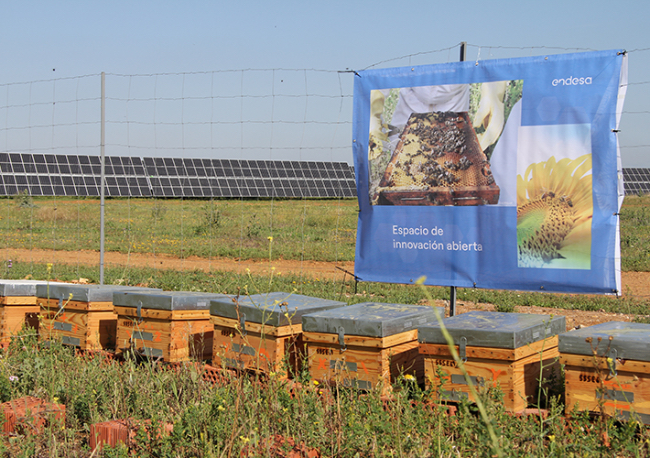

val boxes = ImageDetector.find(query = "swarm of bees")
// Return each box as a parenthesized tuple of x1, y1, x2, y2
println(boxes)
(386, 112, 494, 189)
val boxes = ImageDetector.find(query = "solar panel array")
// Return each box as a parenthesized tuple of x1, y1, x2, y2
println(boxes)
(2, 152, 648, 199)
(0, 153, 357, 198)
(623, 168, 650, 196)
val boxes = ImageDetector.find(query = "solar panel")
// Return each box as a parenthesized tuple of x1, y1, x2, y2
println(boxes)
(0, 153, 358, 199)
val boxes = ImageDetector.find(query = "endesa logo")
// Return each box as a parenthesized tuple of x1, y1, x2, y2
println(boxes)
(552, 76, 593, 87)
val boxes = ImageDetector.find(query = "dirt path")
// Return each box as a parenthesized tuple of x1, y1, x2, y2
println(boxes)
(2, 247, 648, 329)
(0, 247, 357, 282)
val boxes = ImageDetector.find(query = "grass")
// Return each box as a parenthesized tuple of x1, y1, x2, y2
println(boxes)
(0, 197, 357, 262)
(0, 195, 648, 455)
(0, 333, 649, 457)
(1, 260, 648, 321)
(1, 194, 648, 270)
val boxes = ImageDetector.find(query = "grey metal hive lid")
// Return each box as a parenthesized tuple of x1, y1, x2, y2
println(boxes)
(559, 321, 650, 363)
(112, 291, 230, 311)
(418, 311, 566, 349)
(209, 292, 346, 327)
(35, 284, 161, 302)
(301, 302, 442, 338)
(0, 280, 71, 297)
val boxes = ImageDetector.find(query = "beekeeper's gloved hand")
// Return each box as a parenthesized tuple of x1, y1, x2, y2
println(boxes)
(472, 81, 507, 151)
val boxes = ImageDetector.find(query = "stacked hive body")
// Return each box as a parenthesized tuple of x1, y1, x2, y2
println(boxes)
(302, 303, 440, 391)
(0, 280, 69, 346)
(419, 311, 565, 412)
(560, 322, 650, 423)
(113, 291, 229, 362)
(37, 285, 160, 351)
(210, 293, 346, 378)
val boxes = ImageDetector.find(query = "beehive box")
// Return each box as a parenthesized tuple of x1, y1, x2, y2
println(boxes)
(560, 322, 650, 423)
(0, 280, 71, 346)
(302, 302, 441, 391)
(112, 291, 229, 362)
(377, 111, 499, 206)
(419, 311, 565, 412)
(210, 293, 346, 378)
(37, 284, 160, 350)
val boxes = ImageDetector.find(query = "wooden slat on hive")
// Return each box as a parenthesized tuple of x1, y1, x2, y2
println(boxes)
(212, 323, 299, 376)
(116, 314, 213, 362)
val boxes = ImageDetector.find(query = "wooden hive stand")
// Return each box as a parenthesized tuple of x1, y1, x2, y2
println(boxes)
(559, 321, 650, 423)
(210, 293, 346, 379)
(113, 291, 227, 363)
(37, 284, 160, 351)
(419, 311, 565, 413)
(302, 302, 441, 393)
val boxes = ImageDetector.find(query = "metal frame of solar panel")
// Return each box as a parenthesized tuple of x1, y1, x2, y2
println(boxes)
(623, 168, 650, 196)
(0, 152, 357, 199)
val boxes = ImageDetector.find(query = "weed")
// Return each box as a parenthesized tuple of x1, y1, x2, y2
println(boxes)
(495, 302, 516, 313)
(14, 190, 37, 209)
(151, 200, 167, 221)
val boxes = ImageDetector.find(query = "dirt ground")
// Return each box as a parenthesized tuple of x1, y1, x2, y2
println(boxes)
(2, 247, 648, 330)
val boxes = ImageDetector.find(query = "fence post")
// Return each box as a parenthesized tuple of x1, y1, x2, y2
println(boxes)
(100, 72, 105, 285)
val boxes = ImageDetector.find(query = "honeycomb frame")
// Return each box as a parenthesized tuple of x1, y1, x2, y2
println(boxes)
(376, 111, 500, 206)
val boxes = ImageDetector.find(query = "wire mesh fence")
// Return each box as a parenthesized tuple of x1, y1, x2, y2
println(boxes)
(0, 45, 648, 300)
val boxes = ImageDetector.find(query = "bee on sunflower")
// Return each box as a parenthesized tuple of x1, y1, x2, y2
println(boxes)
(516, 154, 593, 269)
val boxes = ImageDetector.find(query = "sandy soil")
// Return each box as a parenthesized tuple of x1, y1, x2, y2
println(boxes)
(2, 247, 648, 330)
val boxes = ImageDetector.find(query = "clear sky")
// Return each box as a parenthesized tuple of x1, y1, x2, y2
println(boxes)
(1, 0, 648, 166)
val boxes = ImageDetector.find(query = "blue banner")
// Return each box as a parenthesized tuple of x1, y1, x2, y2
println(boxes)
(353, 50, 627, 294)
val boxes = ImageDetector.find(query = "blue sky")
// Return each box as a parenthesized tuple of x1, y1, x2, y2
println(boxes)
(1, 0, 648, 166)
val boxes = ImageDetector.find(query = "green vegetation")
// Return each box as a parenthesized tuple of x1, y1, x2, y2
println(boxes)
(620, 194, 650, 271)
(1, 260, 648, 320)
(1, 194, 648, 270)
(0, 195, 648, 456)
(0, 197, 357, 262)
(0, 332, 648, 456)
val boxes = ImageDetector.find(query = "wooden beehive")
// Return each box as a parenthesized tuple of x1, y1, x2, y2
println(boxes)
(376, 111, 499, 206)
(559, 322, 650, 423)
(0, 280, 71, 346)
(36, 284, 160, 351)
(419, 311, 565, 412)
(113, 291, 228, 362)
(210, 292, 346, 378)
(302, 302, 441, 392)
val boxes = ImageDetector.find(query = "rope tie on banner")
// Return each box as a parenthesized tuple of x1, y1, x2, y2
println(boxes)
(338, 69, 361, 78)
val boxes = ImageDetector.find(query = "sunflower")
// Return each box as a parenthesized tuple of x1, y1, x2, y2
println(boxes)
(516, 154, 592, 269)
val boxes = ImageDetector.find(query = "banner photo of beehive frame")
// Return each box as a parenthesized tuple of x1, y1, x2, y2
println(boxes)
(353, 50, 627, 294)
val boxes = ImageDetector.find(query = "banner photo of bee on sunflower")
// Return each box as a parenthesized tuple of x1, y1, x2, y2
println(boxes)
(353, 50, 627, 294)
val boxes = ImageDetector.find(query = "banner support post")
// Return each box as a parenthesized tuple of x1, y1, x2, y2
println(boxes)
(449, 42, 467, 317)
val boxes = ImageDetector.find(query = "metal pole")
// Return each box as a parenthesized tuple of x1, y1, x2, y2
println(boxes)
(99, 72, 105, 285)
(449, 42, 466, 317)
